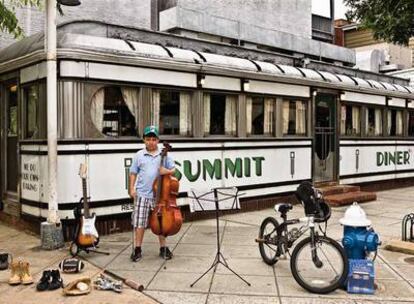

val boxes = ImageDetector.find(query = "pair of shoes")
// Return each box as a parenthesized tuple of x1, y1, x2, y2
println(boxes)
(36, 269, 63, 291)
(130, 247, 142, 262)
(0, 252, 12, 271)
(8, 260, 33, 285)
(94, 274, 122, 293)
(63, 277, 91, 296)
(159, 247, 173, 260)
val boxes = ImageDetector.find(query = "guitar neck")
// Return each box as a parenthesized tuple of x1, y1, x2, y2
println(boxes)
(82, 178, 89, 218)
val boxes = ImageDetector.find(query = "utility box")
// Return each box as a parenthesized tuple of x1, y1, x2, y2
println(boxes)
(347, 259, 375, 294)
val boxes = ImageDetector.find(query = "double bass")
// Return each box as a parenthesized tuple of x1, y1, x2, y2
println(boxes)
(149, 142, 183, 236)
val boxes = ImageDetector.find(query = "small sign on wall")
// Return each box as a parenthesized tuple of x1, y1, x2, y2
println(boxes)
(21, 156, 40, 201)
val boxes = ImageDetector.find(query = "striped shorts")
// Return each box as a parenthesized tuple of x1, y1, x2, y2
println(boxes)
(131, 196, 156, 228)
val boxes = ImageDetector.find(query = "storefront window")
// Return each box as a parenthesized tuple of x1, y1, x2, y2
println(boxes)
(282, 99, 307, 136)
(204, 93, 237, 136)
(366, 107, 382, 136)
(340, 104, 361, 136)
(409, 111, 414, 136)
(246, 96, 275, 135)
(387, 109, 403, 136)
(90, 86, 138, 137)
(152, 90, 192, 136)
(7, 85, 17, 136)
(25, 86, 38, 138)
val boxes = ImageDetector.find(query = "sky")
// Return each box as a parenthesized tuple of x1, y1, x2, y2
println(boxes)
(312, 0, 348, 19)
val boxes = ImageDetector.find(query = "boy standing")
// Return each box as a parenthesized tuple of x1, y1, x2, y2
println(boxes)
(129, 125, 175, 262)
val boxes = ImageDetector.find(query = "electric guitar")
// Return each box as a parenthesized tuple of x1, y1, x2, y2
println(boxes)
(77, 163, 99, 247)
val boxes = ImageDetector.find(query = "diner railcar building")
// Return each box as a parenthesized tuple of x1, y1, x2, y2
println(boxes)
(1, 2, 414, 236)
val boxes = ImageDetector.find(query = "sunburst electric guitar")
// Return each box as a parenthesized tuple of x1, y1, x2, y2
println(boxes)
(77, 164, 99, 247)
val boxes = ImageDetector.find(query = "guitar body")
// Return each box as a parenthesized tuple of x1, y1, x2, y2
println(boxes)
(77, 213, 99, 247)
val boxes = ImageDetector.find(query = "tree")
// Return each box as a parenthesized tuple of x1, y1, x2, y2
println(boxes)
(344, 0, 414, 46)
(0, 0, 41, 39)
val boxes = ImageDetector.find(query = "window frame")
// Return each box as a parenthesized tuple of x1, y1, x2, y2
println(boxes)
(407, 109, 414, 137)
(246, 94, 276, 137)
(86, 83, 141, 139)
(281, 97, 309, 138)
(339, 102, 362, 138)
(203, 91, 239, 138)
(21, 80, 46, 140)
(364, 104, 384, 138)
(385, 106, 405, 138)
(153, 87, 194, 138)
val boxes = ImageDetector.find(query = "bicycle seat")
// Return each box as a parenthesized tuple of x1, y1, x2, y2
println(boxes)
(274, 203, 293, 214)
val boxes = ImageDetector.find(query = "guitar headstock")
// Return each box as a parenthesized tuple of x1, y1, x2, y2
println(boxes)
(161, 142, 172, 156)
(79, 163, 88, 179)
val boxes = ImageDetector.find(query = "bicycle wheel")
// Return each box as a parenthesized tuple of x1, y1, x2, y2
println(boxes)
(290, 236, 348, 294)
(258, 217, 281, 265)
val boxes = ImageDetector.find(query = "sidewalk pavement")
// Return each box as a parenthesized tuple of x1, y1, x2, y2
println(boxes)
(0, 223, 157, 303)
(1, 187, 414, 303)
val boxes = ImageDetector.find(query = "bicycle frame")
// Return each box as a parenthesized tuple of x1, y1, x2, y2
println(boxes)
(271, 213, 321, 263)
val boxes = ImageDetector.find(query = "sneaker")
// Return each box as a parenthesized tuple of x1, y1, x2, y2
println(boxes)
(159, 247, 173, 260)
(130, 247, 142, 262)
(36, 270, 51, 291)
(0, 252, 11, 271)
(49, 269, 63, 290)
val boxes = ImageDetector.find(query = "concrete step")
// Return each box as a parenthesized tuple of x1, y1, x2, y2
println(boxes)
(314, 181, 338, 188)
(318, 185, 361, 196)
(325, 191, 377, 207)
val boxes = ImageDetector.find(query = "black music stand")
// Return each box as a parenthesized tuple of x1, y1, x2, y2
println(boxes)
(188, 187, 251, 287)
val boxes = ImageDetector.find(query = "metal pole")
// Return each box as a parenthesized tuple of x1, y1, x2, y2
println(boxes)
(46, 0, 58, 224)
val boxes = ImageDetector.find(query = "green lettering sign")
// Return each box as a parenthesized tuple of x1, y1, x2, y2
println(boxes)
(173, 156, 265, 182)
(174, 161, 182, 180)
(404, 151, 410, 164)
(244, 157, 251, 177)
(203, 159, 222, 180)
(377, 152, 383, 166)
(388, 152, 395, 165)
(377, 151, 410, 167)
(224, 158, 243, 178)
(184, 160, 201, 182)
(252, 157, 265, 176)
(397, 151, 403, 165)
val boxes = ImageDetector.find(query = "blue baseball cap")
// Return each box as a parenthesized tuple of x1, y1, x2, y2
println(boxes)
(143, 125, 159, 138)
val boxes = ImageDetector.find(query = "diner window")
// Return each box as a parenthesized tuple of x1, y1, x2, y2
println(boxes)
(7, 85, 17, 137)
(246, 96, 275, 136)
(152, 90, 192, 136)
(387, 109, 403, 136)
(25, 86, 38, 138)
(366, 107, 383, 136)
(204, 93, 237, 136)
(340, 104, 361, 136)
(90, 86, 138, 137)
(408, 111, 414, 136)
(282, 99, 307, 136)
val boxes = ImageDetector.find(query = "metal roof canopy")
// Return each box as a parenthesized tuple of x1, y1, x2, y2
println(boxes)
(0, 32, 413, 100)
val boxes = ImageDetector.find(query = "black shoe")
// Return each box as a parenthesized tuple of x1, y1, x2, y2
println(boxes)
(49, 269, 63, 290)
(131, 247, 142, 262)
(159, 247, 173, 260)
(36, 270, 51, 291)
